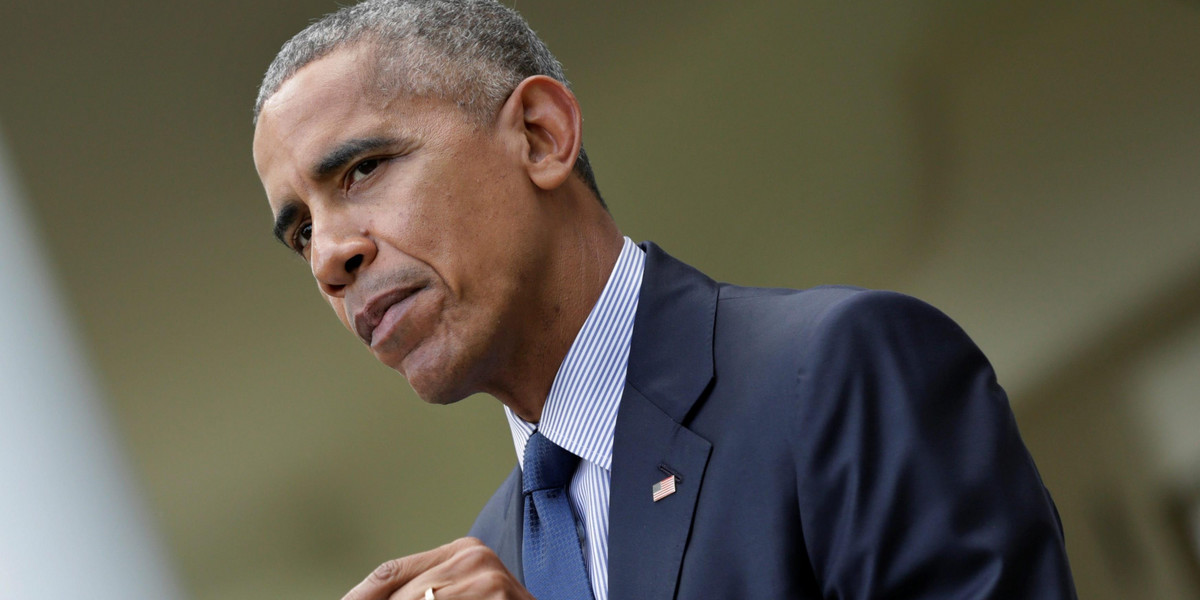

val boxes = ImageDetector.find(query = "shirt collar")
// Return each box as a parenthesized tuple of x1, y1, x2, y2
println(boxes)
(506, 236, 646, 472)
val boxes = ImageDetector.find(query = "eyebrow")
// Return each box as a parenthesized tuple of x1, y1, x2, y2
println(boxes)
(271, 136, 412, 248)
(272, 201, 302, 247)
(312, 136, 402, 179)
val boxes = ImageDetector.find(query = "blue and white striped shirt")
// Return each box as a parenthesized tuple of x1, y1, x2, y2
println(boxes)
(504, 236, 645, 600)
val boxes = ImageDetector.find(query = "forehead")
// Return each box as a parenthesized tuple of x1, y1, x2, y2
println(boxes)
(253, 48, 381, 172)
(252, 47, 471, 206)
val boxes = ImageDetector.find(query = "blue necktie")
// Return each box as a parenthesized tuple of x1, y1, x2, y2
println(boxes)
(522, 431, 595, 600)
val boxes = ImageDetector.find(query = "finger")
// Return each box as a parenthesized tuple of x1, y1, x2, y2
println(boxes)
(388, 582, 444, 600)
(343, 538, 480, 600)
(388, 540, 527, 600)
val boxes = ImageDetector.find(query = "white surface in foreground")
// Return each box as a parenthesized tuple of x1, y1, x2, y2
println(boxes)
(0, 124, 184, 600)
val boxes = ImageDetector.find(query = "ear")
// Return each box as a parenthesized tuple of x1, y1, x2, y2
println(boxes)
(500, 75, 583, 191)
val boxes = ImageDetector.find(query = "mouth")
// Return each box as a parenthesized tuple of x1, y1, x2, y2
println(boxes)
(353, 286, 426, 347)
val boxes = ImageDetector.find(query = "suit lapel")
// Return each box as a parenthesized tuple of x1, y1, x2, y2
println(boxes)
(608, 242, 718, 600)
(608, 386, 712, 600)
(468, 466, 524, 585)
(498, 469, 525, 586)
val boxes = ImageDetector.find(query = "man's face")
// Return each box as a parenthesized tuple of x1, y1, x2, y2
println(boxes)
(253, 47, 550, 404)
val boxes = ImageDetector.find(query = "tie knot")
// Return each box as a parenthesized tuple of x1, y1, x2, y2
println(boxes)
(522, 431, 580, 493)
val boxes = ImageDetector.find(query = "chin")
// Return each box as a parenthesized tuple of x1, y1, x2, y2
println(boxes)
(396, 347, 476, 406)
(405, 374, 471, 406)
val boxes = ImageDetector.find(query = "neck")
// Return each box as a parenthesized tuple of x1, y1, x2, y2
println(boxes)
(488, 190, 623, 423)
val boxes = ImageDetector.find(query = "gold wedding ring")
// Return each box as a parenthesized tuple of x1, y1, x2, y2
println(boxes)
(424, 587, 436, 600)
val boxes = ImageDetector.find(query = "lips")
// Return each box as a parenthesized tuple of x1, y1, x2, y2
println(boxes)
(352, 286, 425, 346)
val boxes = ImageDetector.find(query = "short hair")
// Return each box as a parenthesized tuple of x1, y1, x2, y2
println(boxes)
(254, 0, 603, 205)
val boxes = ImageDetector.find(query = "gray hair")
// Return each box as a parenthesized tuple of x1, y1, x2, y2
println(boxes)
(254, 0, 602, 204)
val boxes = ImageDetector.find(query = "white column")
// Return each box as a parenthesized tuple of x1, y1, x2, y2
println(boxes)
(0, 124, 184, 599)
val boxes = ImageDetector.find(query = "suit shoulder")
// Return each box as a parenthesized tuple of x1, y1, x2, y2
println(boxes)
(801, 289, 977, 359)
(716, 284, 956, 342)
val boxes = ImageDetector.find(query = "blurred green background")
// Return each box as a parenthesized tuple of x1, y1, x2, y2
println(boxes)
(2, 0, 1199, 598)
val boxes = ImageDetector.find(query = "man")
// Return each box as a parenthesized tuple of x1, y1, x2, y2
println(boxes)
(252, 1, 1078, 598)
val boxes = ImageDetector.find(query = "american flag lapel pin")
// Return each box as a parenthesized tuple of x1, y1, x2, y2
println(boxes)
(652, 473, 677, 502)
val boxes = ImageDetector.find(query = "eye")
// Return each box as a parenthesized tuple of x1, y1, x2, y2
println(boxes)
(349, 158, 381, 185)
(292, 222, 312, 253)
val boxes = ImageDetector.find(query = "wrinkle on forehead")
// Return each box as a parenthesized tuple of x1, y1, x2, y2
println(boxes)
(252, 44, 498, 214)
(253, 48, 379, 201)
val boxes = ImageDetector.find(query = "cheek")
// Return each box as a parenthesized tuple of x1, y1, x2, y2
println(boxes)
(328, 296, 354, 334)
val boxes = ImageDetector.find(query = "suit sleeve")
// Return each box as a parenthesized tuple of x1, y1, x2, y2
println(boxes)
(790, 290, 1077, 599)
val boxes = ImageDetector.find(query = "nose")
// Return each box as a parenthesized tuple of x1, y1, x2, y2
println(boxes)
(310, 224, 376, 297)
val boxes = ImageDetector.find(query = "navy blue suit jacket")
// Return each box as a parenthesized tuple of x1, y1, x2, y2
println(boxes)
(469, 242, 1076, 599)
